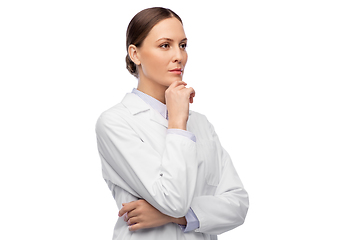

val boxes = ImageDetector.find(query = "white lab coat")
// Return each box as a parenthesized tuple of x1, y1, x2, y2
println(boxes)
(95, 92, 249, 240)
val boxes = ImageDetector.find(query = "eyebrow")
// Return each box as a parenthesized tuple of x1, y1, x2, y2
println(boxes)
(156, 37, 187, 42)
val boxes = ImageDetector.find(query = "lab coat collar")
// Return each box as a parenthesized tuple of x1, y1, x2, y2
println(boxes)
(121, 92, 168, 128)
(121, 93, 150, 115)
(121, 92, 192, 129)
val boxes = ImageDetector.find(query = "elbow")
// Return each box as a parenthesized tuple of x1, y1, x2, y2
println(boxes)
(161, 199, 191, 218)
(147, 192, 190, 218)
(153, 178, 195, 218)
(236, 207, 247, 227)
(216, 199, 249, 235)
(157, 192, 192, 218)
(168, 207, 189, 219)
(236, 192, 249, 227)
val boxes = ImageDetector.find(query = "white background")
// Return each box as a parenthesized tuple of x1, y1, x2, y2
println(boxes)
(1, 0, 359, 239)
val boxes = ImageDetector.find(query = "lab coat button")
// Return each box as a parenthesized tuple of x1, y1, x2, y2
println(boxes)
(160, 173, 163, 177)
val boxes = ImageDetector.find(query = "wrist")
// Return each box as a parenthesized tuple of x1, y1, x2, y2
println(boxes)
(170, 216, 187, 226)
(168, 119, 187, 130)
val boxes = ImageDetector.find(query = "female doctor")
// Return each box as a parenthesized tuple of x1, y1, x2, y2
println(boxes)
(95, 7, 249, 240)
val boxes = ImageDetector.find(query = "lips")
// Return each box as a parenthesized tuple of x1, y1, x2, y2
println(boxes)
(169, 68, 183, 74)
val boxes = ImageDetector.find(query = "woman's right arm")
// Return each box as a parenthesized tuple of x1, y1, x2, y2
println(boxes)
(96, 81, 197, 218)
(96, 115, 196, 218)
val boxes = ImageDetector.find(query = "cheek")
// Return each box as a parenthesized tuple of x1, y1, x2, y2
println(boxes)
(142, 52, 168, 75)
(183, 52, 188, 66)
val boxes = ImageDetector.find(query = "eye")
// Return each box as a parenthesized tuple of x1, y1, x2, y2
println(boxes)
(180, 42, 187, 50)
(159, 43, 170, 49)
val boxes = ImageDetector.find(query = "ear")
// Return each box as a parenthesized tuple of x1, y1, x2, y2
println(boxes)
(128, 44, 141, 65)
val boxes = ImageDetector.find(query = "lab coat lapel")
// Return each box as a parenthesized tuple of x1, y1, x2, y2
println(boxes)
(121, 92, 168, 128)
(149, 109, 168, 128)
(121, 93, 150, 115)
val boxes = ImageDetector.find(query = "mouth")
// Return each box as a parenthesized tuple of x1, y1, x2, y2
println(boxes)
(169, 68, 183, 75)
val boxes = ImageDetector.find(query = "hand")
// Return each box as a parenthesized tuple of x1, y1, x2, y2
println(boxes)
(118, 199, 186, 232)
(165, 81, 195, 130)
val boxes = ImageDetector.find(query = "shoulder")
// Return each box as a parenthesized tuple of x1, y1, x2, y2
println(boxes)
(95, 101, 132, 134)
(100, 101, 130, 119)
(189, 110, 216, 126)
(189, 110, 209, 123)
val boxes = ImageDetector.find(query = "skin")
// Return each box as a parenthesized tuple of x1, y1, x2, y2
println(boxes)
(119, 199, 187, 231)
(121, 17, 195, 231)
(128, 17, 195, 130)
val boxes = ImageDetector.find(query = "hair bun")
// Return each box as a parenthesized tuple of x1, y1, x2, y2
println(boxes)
(126, 54, 138, 78)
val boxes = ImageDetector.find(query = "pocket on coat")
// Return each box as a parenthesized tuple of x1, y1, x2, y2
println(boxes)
(198, 139, 220, 186)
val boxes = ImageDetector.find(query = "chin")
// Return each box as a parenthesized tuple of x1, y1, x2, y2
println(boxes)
(161, 76, 181, 86)
(168, 78, 183, 85)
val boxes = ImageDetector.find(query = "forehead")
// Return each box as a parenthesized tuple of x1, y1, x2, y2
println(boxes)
(146, 17, 186, 41)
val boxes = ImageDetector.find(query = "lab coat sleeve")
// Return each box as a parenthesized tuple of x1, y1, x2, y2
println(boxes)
(191, 120, 249, 235)
(95, 112, 198, 218)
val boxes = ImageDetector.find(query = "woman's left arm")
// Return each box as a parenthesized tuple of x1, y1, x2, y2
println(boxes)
(119, 199, 186, 231)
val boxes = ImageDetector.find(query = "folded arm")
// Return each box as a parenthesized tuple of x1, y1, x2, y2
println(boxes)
(96, 113, 198, 218)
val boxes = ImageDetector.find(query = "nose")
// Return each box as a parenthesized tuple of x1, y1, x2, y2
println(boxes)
(172, 46, 183, 64)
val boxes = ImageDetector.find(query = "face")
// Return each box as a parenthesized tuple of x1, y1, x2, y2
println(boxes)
(132, 17, 188, 87)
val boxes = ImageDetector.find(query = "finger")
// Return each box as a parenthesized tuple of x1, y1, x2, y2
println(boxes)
(127, 216, 140, 226)
(187, 87, 195, 95)
(188, 88, 195, 103)
(118, 204, 128, 217)
(129, 223, 144, 232)
(183, 87, 195, 98)
(118, 202, 136, 217)
(124, 208, 139, 221)
(122, 199, 144, 219)
(123, 212, 130, 222)
(174, 84, 186, 90)
(169, 80, 187, 89)
(118, 209, 125, 217)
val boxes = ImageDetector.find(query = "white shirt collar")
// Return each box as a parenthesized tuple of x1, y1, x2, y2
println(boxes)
(131, 88, 168, 119)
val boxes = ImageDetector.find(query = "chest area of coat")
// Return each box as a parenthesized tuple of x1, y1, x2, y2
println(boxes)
(129, 116, 221, 194)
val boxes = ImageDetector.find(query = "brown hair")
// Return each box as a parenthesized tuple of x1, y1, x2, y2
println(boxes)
(125, 7, 183, 78)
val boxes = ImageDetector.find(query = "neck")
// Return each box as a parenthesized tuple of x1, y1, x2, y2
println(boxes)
(137, 76, 167, 104)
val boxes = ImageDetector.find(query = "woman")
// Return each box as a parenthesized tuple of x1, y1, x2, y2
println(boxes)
(95, 7, 248, 240)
